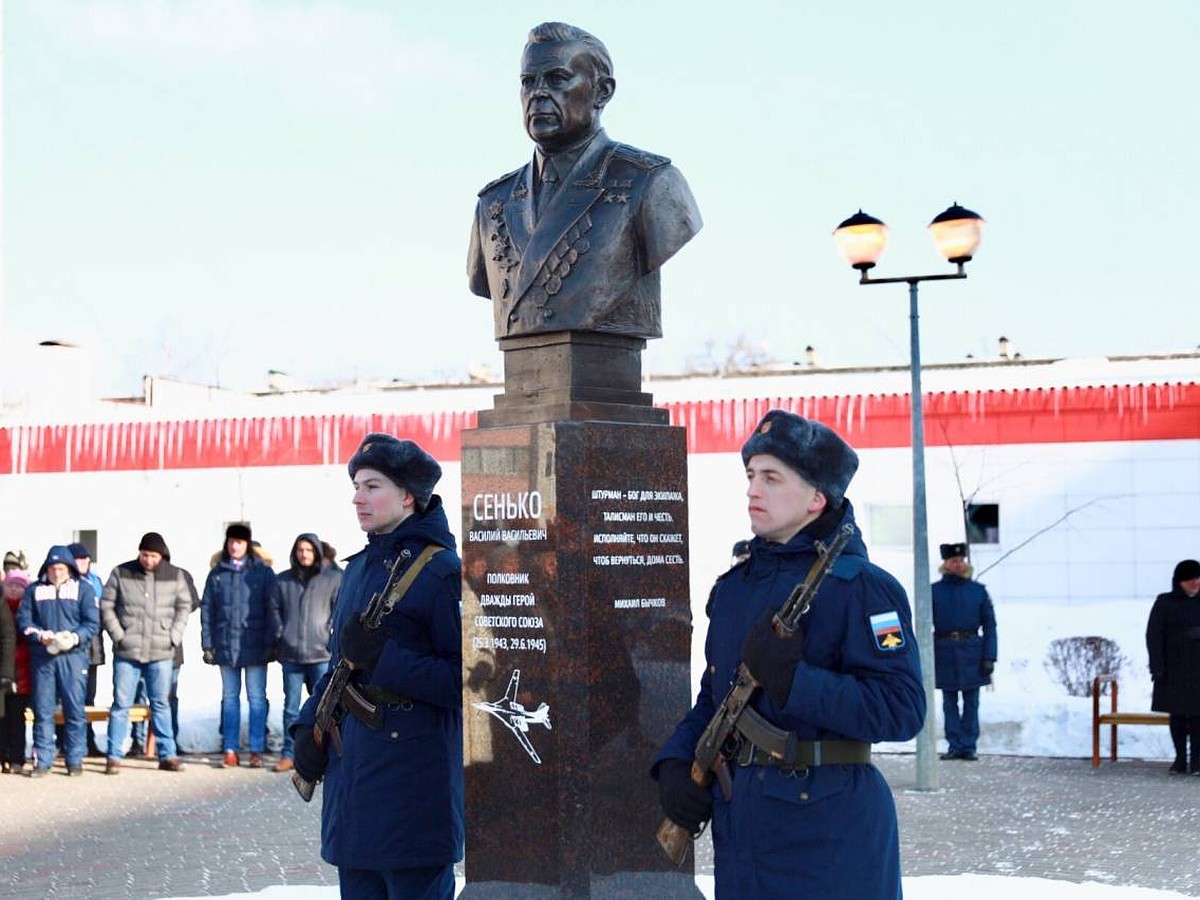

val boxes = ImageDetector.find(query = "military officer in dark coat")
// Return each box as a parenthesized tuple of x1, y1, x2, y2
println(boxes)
(467, 21, 701, 341)
(1146, 559, 1200, 774)
(932, 542, 998, 761)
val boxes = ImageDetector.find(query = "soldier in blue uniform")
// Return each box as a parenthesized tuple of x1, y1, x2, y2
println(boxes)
(655, 410, 925, 900)
(931, 543, 998, 761)
(291, 434, 463, 900)
(16, 545, 100, 777)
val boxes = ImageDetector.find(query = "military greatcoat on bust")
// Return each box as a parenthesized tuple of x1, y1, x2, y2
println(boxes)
(468, 129, 702, 341)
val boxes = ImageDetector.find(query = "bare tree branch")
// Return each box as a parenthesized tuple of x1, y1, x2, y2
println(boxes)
(975, 496, 1118, 578)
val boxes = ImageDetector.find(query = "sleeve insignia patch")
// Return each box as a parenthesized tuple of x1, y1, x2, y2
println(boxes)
(869, 610, 905, 651)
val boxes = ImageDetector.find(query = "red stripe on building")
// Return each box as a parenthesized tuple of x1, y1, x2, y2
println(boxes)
(1, 384, 1196, 475)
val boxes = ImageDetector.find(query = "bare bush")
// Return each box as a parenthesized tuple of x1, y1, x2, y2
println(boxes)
(1043, 636, 1128, 697)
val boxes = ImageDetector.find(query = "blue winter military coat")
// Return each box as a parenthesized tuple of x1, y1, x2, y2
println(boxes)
(931, 572, 997, 691)
(295, 496, 464, 871)
(655, 502, 925, 900)
(201, 555, 277, 667)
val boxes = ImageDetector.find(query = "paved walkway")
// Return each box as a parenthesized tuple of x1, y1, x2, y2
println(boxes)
(2, 752, 1198, 898)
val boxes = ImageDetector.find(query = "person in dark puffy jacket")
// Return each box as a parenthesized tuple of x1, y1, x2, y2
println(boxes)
(291, 433, 463, 900)
(655, 410, 924, 900)
(931, 542, 998, 761)
(270, 532, 341, 773)
(100, 532, 193, 773)
(16, 545, 100, 777)
(201, 523, 277, 768)
(1147, 559, 1200, 774)
(68, 543, 107, 758)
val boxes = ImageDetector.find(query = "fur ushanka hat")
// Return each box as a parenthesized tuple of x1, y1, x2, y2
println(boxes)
(348, 433, 442, 510)
(740, 409, 859, 506)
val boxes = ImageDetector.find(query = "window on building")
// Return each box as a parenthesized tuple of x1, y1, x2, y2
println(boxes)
(868, 505, 912, 546)
(73, 529, 99, 564)
(966, 503, 1000, 544)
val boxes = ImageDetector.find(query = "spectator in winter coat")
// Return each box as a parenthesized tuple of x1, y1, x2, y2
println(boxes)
(654, 410, 925, 900)
(1, 571, 32, 773)
(202, 523, 277, 768)
(270, 532, 341, 772)
(100, 532, 192, 773)
(68, 543, 106, 758)
(0, 598, 14, 723)
(932, 542, 998, 761)
(1146, 559, 1200, 775)
(16, 545, 100, 777)
(291, 433, 463, 900)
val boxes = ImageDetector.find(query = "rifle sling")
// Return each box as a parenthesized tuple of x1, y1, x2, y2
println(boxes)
(344, 544, 444, 731)
(734, 706, 870, 767)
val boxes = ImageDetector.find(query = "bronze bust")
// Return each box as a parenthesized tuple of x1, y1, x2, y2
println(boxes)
(467, 22, 702, 343)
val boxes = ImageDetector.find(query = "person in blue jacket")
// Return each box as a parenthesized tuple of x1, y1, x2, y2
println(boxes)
(16, 545, 100, 777)
(932, 542, 998, 761)
(201, 523, 277, 768)
(654, 410, 925, 900)
(291, 433, 463, 900)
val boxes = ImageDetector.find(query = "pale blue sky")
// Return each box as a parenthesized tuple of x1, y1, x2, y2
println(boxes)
(5, 0, 1198, 395)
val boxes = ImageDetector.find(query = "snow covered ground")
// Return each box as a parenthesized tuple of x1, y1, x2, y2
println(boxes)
(171, 875, 1193, 899)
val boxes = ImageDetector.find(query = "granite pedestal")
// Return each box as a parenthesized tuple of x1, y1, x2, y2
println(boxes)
(460, 419, 699, 897)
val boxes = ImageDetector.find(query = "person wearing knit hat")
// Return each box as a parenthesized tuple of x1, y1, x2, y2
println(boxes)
(931, 542, 998, 761)
(201, 522, 277, 769)
(1147, 559, 1200, 774)
(99, 532, 193, 773)
(1, 571, 32, 773)
(290, 433, 463, 896)
(654, 409, 924, 899)
(16, 545, 100, 777)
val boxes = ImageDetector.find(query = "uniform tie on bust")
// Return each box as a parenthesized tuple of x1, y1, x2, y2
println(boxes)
(536, 157, 559, 216)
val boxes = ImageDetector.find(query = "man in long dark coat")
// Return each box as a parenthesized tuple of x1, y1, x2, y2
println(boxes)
(932, 542, 998, 761)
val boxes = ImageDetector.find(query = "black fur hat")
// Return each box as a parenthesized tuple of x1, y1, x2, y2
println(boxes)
(225, 523, 252, 543)
(740, 410, 859, 505)
(348, 433, 442, 510)
(940, 542, 969, 560)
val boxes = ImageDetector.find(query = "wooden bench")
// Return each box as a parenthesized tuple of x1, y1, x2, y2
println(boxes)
(1091, 674, 1169, 768)
(24, 704, 156, 756)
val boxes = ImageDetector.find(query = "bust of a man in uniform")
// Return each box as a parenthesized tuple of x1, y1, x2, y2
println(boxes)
(467, 22, 702, 342)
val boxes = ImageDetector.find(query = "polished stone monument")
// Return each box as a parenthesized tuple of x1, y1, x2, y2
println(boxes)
(461, 21, 702, 897)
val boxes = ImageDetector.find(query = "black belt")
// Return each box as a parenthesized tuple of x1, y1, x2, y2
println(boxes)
(935, 630, 978, 640)
(360, 685, 414, 708)
(734, 707, 871, 768)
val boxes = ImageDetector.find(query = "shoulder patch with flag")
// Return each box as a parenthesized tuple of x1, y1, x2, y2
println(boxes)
(869, 610, 905, 651)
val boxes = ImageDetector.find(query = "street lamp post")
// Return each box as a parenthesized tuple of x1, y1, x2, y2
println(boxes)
(833, 203, 985, 791)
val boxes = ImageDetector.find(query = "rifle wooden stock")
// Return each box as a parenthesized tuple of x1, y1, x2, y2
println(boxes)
(653, 525, 854, 863)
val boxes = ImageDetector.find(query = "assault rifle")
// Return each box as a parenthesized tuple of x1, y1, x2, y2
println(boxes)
(291, 550, 411, 803)
(655, 523, 854, 864)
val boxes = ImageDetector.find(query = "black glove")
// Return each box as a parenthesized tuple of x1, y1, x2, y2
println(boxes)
(657, 758, 713, 834)
(202, 648, 216, 666)
(292, 725, 328, 783)
(740, 608, 805, 707)
(340, 616, 388, 672)
(980, 659, 995, 678)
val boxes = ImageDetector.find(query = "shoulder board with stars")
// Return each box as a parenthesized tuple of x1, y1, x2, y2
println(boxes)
(611, 144, 671, 170)
(477, 167, 523, 197)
